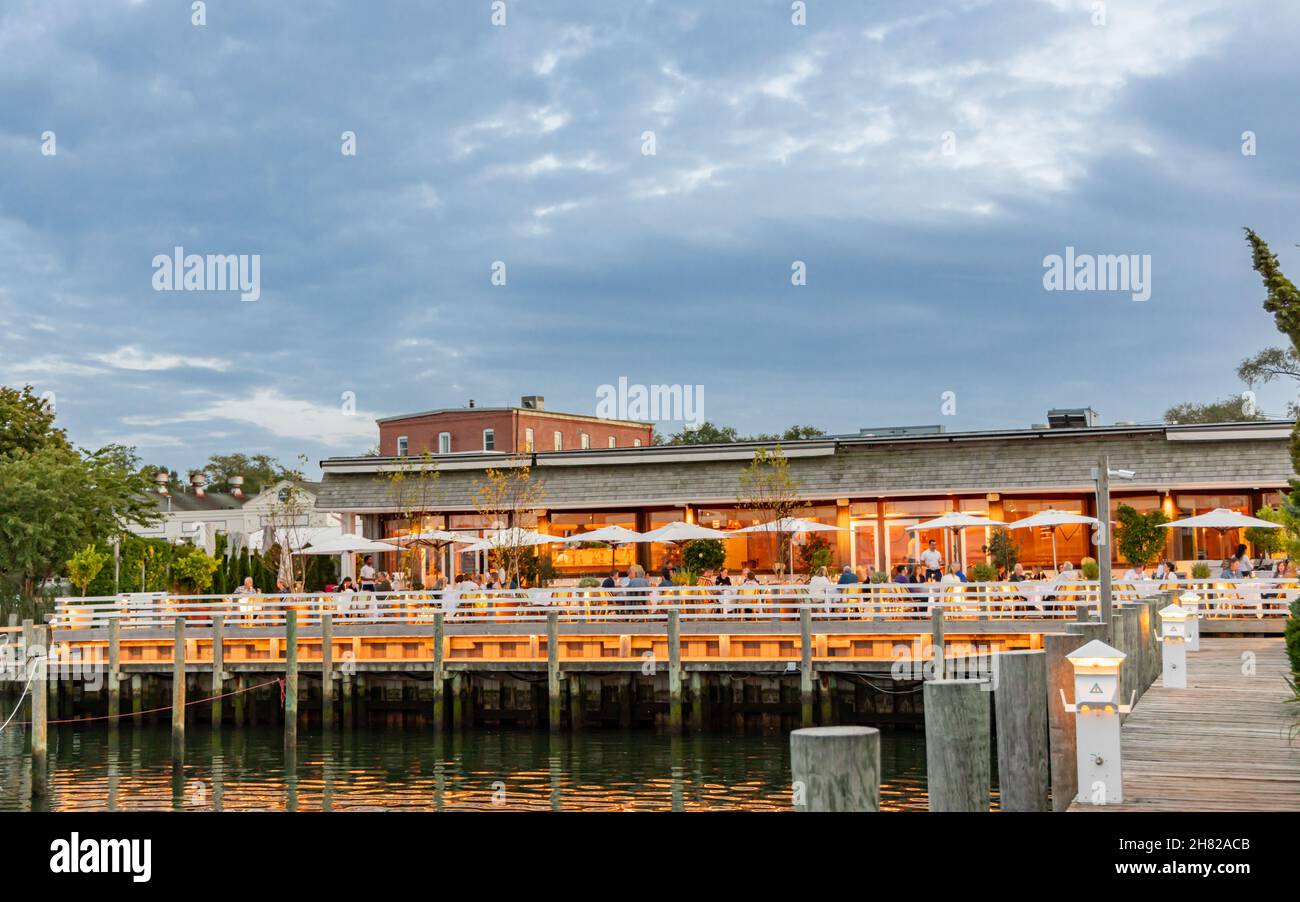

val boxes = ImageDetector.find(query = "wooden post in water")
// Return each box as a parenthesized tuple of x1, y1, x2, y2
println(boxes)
(569, 672, 583, 730)
(799, 608, 814, 727)
(930, 605, 946, 679)
(107, 618, 121, 725)
(284, 609, 298, 750)
(211, 615, 224, 728)
(451, 672, 464, 729)
(546, 611, 562, 732)
(1044, 632, 1085, 811)
(923, 679, 990, 811)
(689, 671, 704, 732)
(431, 612, 445, 731)
(819, 675, 834, 725)
(131, 673, 143, 718)
(171, 618, 185, 762)
(993, 650, 1050, 811)
(320, 613, 334, 730)
(667, 609, 682, 734)
(619, 674, 634, 728)
(790, 726, 880, 812)
(20, 620, 34, 727)
(232, 674, 246, 725)
(30, 625, 49, 798)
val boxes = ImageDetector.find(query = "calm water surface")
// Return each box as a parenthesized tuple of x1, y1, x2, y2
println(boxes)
(0, 725, 934, 811)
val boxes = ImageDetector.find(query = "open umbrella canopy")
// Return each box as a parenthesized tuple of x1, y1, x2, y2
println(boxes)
(734, 517, 846, 533)
(1004, 509, 1100, 530)
(559, 525, 646, 544)
(905, 513, 1005, 532)
(391, 530, 479, 546)
(460, 527, 565, 553)
(1160, 508, 1281, 530)
(295, 534, 403, 555)
(638, 521, 733, 542)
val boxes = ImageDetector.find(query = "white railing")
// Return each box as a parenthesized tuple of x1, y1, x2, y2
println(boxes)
(47, 578, 1293, 630)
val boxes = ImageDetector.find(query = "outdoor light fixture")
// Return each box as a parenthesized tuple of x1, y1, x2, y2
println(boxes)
(1061, 639, 1135, 805)
(1177, 590, 1202, 651)
(1157, 602, 1190, 689)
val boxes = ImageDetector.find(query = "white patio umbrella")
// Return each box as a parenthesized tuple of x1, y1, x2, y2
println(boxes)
(295, 533, 403, 583)
(392, 530, 479, 546)
(905, 513, 1006, 570)
(1004, 509, 1100, 571)
(734, 517, 847, 575)
(459, 527, 565, 554)
(638, 521, 734, 543)
(1159, 508, 1281, 531)
(559, 525, 646, 570)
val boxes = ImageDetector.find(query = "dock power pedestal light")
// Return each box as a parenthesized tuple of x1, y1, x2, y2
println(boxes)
(1157, 602, 1190, 689)
(1060, 639, 1135, 806)
(1177, 590, 1201, 652)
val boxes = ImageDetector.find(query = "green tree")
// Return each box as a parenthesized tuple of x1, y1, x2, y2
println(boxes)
(682, 539, 726, 574)
(202, 452, 290, 495)
(67, 544, 109, 597)
(751, 425, 827, 442)
(738, 446, 804, 573)
(987, 529, 1019, 574)
(1165, 397, 1264, 425)
(1244, 228, 1300, 468)
(172, 547, 221, 594)
(664, 422, 740, 445)
(1115, 504, 1170, 566)
(797, 532, 834, 574)
(0, 384, 70, 458)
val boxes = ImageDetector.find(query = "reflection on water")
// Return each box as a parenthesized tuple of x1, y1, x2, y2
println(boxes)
(0, 724, 932, 812)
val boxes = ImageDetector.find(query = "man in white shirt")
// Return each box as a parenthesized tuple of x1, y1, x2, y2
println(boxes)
(1122, 562, 1148, 582)
(921, 540, 944, 582)
(359, 555, 377, 591)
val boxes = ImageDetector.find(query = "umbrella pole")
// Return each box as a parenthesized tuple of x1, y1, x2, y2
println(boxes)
(1052, 527, 1058, 572)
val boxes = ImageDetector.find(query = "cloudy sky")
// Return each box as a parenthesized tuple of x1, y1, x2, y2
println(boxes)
(2, 0, 1298, 475)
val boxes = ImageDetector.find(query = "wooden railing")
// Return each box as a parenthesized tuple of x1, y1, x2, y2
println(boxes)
(47, 579, 1295, 630)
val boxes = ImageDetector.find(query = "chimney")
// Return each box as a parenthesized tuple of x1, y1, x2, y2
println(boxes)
(521, 395, 545, 410)
(229, 475, 244, 498)
(154, 471, 170, 495)
(189, 472, 207, 496)
(468, 399, 476, 408)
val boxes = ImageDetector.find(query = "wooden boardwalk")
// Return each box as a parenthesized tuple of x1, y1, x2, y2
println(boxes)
(1071, 637, 1300, 812)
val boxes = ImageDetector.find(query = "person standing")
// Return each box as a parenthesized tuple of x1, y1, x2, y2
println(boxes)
(359, 555, 377, 592)
(921, 540, 944, 583)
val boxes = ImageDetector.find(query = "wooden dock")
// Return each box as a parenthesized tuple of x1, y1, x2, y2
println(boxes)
(1070, 637, 1300, 812)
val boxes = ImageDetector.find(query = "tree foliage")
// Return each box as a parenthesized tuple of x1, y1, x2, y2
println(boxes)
(738, 446, 804, 571)
(1165, 396, 1264, 425)
(682, 539, 726, 574)
(660, 422, 826, 445)
(1115, 504, 1169, 566)
(67, 544, 109, 597)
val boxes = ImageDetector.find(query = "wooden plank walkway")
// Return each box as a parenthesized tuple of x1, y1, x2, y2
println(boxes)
(1071, 637, 1300, 811)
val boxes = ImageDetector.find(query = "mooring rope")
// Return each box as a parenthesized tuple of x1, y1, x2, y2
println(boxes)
(2, 676, 284, 727)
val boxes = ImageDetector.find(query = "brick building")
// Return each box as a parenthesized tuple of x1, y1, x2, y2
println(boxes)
(377, 395, 654, 457)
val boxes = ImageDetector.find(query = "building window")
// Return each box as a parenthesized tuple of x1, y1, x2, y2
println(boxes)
(608, 436, 616, 448)
(553, 431, 563, 451)
(524, 427, 535, 452)
(438, 432, 452, 454)
(483, 428, 495, 451)
(397, 435, 408, 456)
(633, 438, 642, 447)
(580, 432, 591, 449)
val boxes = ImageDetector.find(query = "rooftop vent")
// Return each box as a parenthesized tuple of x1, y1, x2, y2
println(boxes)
(468, 399, 476, 408)
(1046, 407, 1098, 429)
(229, 475, 244, 498)
(189, 472, 207, 496)
(154, 471, 170, 495)
(521, 395, 545, 410)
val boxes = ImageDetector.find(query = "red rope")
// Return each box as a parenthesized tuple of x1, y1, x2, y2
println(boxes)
(7, 677, 283, 726)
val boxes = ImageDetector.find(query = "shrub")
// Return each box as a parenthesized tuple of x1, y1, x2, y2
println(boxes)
(987, 529, 1019, 574)
(66, 544, 109, 597)
(1191, 561, 1211, 579)
(1081, 557, 1099, 580)
(577, 576, 600, 588)
(1115, 504, 1170, 567)
(869, 570, 889, 584)
(682, 539, 726, 574)
(798, 533, 834, 574)
(970, 563, 999, 582)
(1285, 597, 1300, 680)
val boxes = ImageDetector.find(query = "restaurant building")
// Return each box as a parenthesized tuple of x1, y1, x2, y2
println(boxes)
(317, 418, 1295, 583)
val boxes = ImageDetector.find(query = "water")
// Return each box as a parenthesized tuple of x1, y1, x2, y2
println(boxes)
(0, 725, 932, 811)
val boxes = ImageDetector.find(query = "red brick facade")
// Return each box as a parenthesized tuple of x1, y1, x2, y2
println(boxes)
(378, 407, 653, 456)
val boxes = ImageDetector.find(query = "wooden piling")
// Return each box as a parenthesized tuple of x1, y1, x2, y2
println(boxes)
(930, 605, 946, 679)
(569, 672, 583, 730)
(232, 674, 246, 725)
(211, 615, 224, 728)
(799, 608, 814, 727)
(21, 619, 34, 726)
(320, 613, 334, 730)
(923, 679, 990, 812)
(667, 610, 682, 734)
(819, 675, 834, 725)
(1044, 633, 1085, 811)
(619, 674, 634, 728)
(546, 611, 562, 732)
(284, 609, 298, 750)
(131, 673, 143, 718)
(993, 650, 1050, 811)
(451, 672, 464, 729)
(30, 626, 49, 798)
(689, 671, 704, 732)
(790, 726, 880, 812)
(171, 618, 185, 762)
(107, 618, 121, 725)
(342, 671, 354, 729)
(431, 612, 445, 731)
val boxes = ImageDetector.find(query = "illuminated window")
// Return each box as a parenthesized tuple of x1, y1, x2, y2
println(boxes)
(438, 432, 451, 454)
(580, 432, 591, 449)
(483, 428, 495, 451)
(396, 436, 408, 456)
(524, 428, 535, 452)
(608, 436, 616, 448)
(633, 438, 642, 447)
(553, 431, 563, 451)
